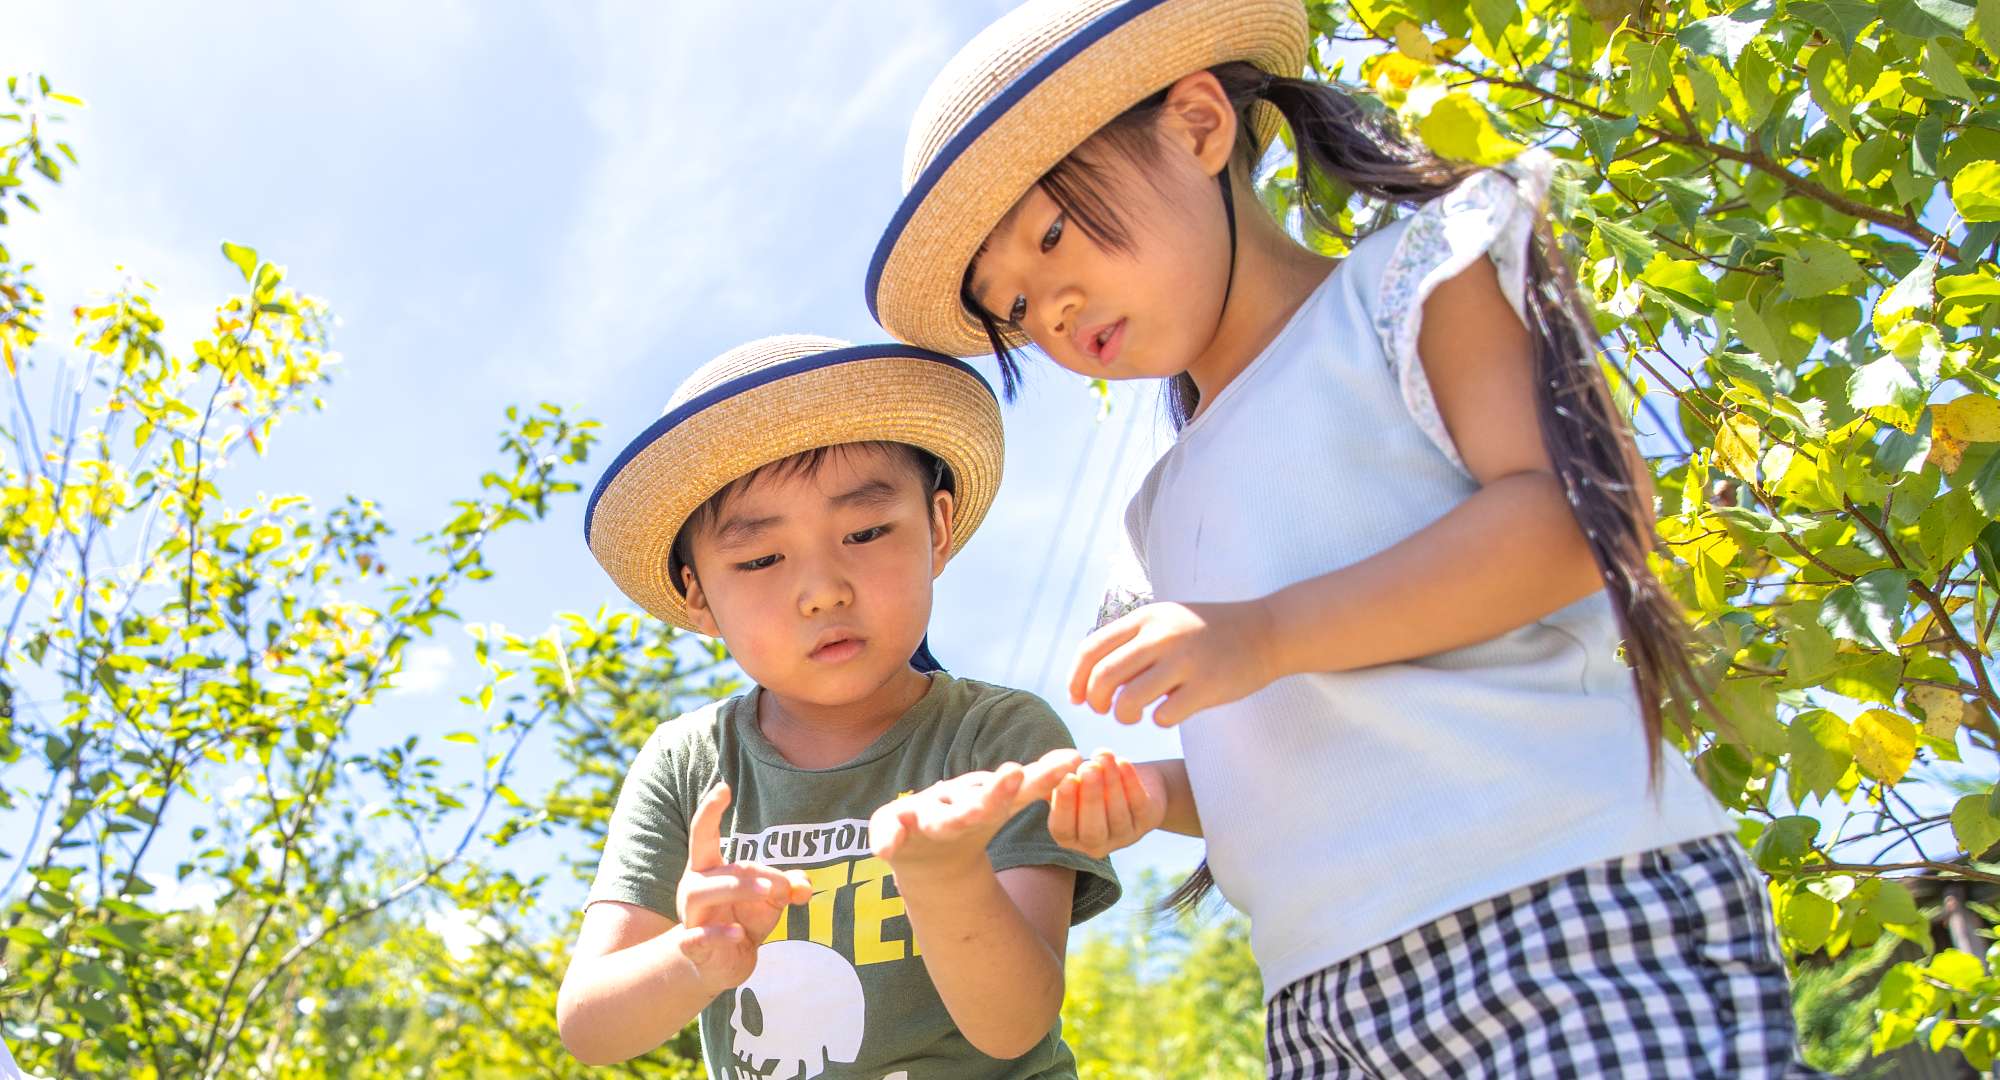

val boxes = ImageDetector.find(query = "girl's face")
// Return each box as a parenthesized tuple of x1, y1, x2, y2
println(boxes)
(965, 85, 1239, 384)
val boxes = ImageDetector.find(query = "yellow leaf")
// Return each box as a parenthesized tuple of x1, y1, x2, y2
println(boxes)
(1911, 685, 1965, 740)
(1362, 51, 1428, 91)
(1937, 395, 2000, 442)
(1928, 430, 1968, 473)
(1714, 414, 1762, 481)
(1395, 20, 1436, 62)
(1418, 93, 1522, 166)
(1, 334, 12, 378)
(1852, 710, 1917, 784)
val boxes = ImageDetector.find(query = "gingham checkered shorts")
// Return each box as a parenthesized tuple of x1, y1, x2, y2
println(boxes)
(1266, 835, 1824, 1078)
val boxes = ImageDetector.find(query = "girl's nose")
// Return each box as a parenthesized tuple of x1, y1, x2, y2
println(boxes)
(1042, 284, 1084, 341)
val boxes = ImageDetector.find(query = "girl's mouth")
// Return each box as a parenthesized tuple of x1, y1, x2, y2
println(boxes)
(1089, 318, 1126, 365)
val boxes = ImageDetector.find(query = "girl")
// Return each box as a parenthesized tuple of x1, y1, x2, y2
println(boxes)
(866, 0, 1820, 1076)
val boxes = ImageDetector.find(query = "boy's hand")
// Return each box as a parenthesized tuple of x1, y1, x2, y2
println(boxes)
(1049, 751, 1166, 858)
(1070, 600, 1280, 727)
(674, 783, 810, 988)
(871, 749, 1081, 877)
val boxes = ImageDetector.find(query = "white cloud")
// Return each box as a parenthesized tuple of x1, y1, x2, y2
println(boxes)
(393, 643, 455, 696)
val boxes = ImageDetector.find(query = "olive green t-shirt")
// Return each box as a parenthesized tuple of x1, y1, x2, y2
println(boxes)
(587, 673, 1121, 1080)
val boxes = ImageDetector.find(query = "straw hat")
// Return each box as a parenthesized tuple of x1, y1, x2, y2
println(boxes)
(584, 334, 1004, 631)
(868, 0, 1309, 358)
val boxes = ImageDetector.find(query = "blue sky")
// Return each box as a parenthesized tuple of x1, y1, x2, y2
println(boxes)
(3, 3, 1212, 913)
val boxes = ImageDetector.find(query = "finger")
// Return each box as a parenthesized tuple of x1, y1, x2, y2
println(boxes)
(685, 782, 731, 873)
(723, 863, 805, 908)
(783, 869, 812, 905)
(1020, 748, 1084, 795)
(680, 873, 784, 916)
(1074, 762, 1110, 854)
(1085, 639, 1162, 715)
(1116, 760, 1157, 827)
(1112, 663, 1180, 726)
(1096, 753, 1135, 838)
(1014, 752, 1078, 810)
(974, 765, 1025, 822)
(870, 804, 911, 861)
(1049, 776, 1081, 848)
(1153, 686, 1209, 728)
(1069, 615, 1145, 705)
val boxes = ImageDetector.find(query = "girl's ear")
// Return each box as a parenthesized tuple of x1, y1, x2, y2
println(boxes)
(1158, 70, 1241, 179)
(681, 563, 723, 637)
(928, 488, 957, 579)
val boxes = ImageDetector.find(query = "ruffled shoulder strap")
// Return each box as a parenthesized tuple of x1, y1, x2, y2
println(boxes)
(1370, 149, 1557, 470)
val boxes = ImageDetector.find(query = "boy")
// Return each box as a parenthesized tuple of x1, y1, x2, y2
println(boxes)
(559, 335, 1119, 1078)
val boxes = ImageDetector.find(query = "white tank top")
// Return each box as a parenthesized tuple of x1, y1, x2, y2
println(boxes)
(1105, 152, 1731, 1000)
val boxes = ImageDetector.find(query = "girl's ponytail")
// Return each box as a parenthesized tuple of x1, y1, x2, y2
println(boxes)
(976, 62, 1702, 915)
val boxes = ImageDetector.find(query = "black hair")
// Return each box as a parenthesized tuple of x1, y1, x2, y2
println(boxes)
(668, 441, 950, 595)
(965, 62, 1703, 917)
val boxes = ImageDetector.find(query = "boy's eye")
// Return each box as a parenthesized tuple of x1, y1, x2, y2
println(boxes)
(846, 525, 890, 544)
(1040, 214, 1064, 252)
(1007, 296, 1027, 326)
(734, 554, 780, 572)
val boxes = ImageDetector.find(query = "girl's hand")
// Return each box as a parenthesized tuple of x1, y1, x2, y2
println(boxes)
(1048, 750, 1166, 858)
(675, 783, 812, 951)
(1070, 600, 1281, 727)
(871, 750, 1080, 878)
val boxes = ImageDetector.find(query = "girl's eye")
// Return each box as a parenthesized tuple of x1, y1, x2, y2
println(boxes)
(1007, 296, 1027, 326)
(735, 554, 780, 572)
(1040, 214, 1064, 252)
(846, 525, 890, 544)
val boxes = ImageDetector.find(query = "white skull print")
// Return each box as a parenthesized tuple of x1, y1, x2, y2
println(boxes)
(727, 939, 866, 1080)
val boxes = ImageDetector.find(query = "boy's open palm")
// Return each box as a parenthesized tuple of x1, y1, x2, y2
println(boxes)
(675, 783, 811, 989)
(871, 749, 1082, 874)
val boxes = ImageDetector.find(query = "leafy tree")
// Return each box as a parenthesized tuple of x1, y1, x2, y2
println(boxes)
(0, 73, 619, 1077)
(1296, 0, 2000, 1068)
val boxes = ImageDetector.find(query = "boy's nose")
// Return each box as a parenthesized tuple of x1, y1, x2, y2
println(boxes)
(797, 571, 853, 618)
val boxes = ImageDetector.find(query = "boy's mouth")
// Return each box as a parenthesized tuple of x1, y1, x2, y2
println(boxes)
(808, 631, 864, 663)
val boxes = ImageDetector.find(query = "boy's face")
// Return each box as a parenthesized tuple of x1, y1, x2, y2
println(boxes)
(680, 445, 954, 710)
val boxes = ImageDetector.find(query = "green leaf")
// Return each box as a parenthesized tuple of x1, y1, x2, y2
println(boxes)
(1782, 237, 1865, 297)
(1872, 254, 1936, 332)
(1576, 114, 1640, 167)
(1753, 814, 1820, 870)
(1782, 889, 1840, 950)
(1788, 709, 1854, 801)
(1951, 160, 2000, 222)
(1975, 521, 2000, 593)
(1976, 0, 2000, 58)
(1790, 0, 1880, 48)
(1882, 0, 1976, 36)
(1850, 356, 1927, 430)
(1824, 652, 1905, 706)
(1969, 443, 2000, 516)
(1922, 38, 1977, 99)
(1594, 215, 1660, 275)
(1852, 709, 1919, 783)
(1873, 880, 1921, 925)
(1953, 793, 2000, 855)
(220, 241, 258, 283)
(1929, 948, 1986, 990)
(1680, 1, 1775, 63)
(1819, 569, 1911, 652)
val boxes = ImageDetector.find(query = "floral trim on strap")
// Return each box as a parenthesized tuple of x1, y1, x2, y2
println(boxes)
(1370, 149, 1557, 471)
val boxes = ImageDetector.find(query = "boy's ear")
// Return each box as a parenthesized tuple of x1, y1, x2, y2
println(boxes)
(1159, 70, 1239, 180)
(680, 563, 723, 637)
(928, 489, 957, 579)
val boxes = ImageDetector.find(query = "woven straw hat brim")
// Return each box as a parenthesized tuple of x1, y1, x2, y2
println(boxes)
(868, 0, 1309, 357)
(584, 345, 1003, 632)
